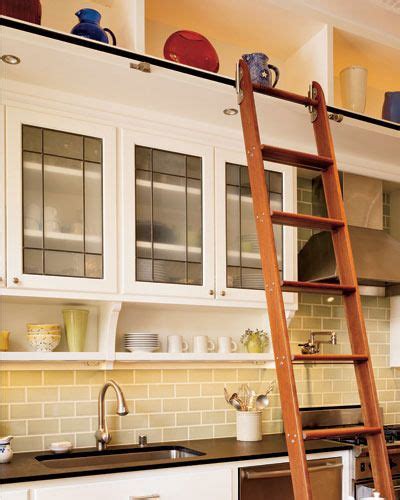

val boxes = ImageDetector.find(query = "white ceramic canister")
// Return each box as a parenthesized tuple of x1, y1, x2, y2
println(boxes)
(0, 436, 13, 463)
(236, 411, 262, 441)
(340, 66, 368, 113)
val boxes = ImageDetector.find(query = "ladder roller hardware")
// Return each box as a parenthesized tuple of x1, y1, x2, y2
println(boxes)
(237, 57, 394, 500)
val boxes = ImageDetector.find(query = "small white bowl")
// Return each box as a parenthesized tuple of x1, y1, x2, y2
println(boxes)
(49, 441, 72, 454)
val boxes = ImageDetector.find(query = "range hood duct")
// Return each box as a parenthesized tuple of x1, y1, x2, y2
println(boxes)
(298, 173, 400, 294)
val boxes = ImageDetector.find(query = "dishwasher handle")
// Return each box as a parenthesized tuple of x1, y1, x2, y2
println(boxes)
(242, 462, 343, 480)
(130, 496, 160, 499)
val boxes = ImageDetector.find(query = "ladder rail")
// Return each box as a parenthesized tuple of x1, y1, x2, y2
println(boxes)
(238, 58, 395, 500)
(238, 59, 313, 500)
(311, 81, 394, 498)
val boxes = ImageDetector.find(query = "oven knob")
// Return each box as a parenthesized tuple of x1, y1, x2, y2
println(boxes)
(360, 463, 366, 472)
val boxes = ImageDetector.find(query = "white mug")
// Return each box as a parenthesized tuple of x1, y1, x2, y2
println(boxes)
(193, 335, 215, 353)
(167, 335, 188, 353)
(218, 336, 238, 353)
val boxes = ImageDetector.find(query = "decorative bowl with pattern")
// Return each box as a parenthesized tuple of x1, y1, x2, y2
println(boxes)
(27, 333, 61, 352)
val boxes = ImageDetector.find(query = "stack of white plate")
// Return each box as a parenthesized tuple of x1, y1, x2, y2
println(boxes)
(123, 333, 160, 352)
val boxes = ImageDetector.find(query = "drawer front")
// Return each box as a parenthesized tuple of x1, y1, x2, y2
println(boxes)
(31, 468, 232, 500)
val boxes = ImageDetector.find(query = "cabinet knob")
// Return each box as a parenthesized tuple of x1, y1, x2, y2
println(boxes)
(209, 289, 214, 296)
(13, 277, 20, 284)
(0, 276, 3, 282)
(220, 290, 226, 296)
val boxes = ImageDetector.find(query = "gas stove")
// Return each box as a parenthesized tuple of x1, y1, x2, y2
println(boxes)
(333, 424, 400, 447)
(300, 406, 400, 498)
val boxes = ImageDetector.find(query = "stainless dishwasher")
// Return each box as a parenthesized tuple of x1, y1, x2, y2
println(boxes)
(239, 457, 342, 499)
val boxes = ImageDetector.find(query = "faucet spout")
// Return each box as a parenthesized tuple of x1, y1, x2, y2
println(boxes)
(299, 330, 337, 355)
(95, 380, 129, 451)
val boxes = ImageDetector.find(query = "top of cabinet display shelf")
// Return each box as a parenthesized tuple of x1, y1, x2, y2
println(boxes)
(1, 16, 398, 136)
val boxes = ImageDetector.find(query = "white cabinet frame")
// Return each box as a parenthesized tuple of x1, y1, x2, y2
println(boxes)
(6, 107, 117, 293)
(215, 148, 297, 310)
(0, 105, 6, 288)
(120, 129, 215, 300)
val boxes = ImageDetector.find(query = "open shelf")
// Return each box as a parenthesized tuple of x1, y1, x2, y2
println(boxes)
(115, 352, 274, 363)
(144, 0, 330, 100)
(333, 28, 400, 122)
(0, 297, 121, 365)
(0, 351, 105, 362)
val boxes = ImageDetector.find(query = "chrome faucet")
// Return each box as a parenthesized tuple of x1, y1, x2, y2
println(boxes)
(95, 380, 129, 451)
(299, 331, 337, 355)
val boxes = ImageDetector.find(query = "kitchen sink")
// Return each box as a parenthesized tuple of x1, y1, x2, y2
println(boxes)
(36, 446, 205, 469)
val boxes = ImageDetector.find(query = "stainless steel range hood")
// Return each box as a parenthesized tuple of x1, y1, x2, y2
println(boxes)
(298, 173, 400, 295)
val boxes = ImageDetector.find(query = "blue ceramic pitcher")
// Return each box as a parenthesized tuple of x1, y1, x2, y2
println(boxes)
(382, 92, 400, 124)
(242, 53, 280, 88)
(71, 9, 116, 45)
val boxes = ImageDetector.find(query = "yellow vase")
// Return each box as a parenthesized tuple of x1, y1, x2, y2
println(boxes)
(0, 330, 10, 351)
(62, 309, 89, 352)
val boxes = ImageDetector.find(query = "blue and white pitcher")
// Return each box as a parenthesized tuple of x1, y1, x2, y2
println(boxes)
(0, 436, 13, 464)
(242, 53, 280, 88)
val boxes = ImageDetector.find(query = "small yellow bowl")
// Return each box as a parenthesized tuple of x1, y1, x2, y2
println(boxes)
(27, 324, 61, 335)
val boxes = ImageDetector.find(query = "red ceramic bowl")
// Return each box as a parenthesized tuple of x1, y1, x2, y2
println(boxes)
(0, 0, 42, 24)
(164, 30, 219, 73)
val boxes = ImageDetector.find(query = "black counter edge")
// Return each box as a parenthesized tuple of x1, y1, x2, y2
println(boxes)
(1, 17, 399, 132)
(1, 444, 353, 485)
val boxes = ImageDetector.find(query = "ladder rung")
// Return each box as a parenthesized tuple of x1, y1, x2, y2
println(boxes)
(303, 426, 382, 441)
(252, 84, 318, 107)
(261, 145, 333, 171)
(281, 281, 356, 295)
(292, 354, 369, 363)
(271, 211, 344, 230)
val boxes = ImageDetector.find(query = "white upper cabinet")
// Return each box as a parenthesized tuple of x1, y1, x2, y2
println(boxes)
(215, 148, 297, 309)
(119, 133, 297, 308)
(120, 129, 215, 300)
(6, 107, 118, 293)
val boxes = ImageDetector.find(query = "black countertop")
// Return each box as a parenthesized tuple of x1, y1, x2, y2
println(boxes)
(1, 434, 352, 484)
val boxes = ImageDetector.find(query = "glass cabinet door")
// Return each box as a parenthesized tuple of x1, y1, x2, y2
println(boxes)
(135, 146, 203, 286)
(226, 162, 283, 291)
(215, 148, 296, 306)
(6, 108, 117, 293)
(22, 125, 103, 279)
(122, 130, 214, 299)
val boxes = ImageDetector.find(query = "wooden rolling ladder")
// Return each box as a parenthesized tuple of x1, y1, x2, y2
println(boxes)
(236, 58, 394, 500)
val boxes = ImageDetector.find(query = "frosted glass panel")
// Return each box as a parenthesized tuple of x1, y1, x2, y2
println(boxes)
(84, 162, 103, 254)
(135, 169, 152, 259)
(22, 125, 103, 279)
(43, 130, 83, 159)
(23, 151, 43, 249)
(225, 163, 283, 289)
(153, 172, 186, 261)
(22, 125, 42, 152)
(45, 250, 84, 277)
(24, 249, 43, 275)
(135, 145, 203, 285)
(187, 178, 202, 263)
(84, 137, 102, 163)
(44, 155, 84, 252)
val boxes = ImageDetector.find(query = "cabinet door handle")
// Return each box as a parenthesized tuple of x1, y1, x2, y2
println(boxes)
(130, 496, 160, 499)
(209, 289, 214, 296)
(12, 277, 20, 284)
(220, 290, 226, 296)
